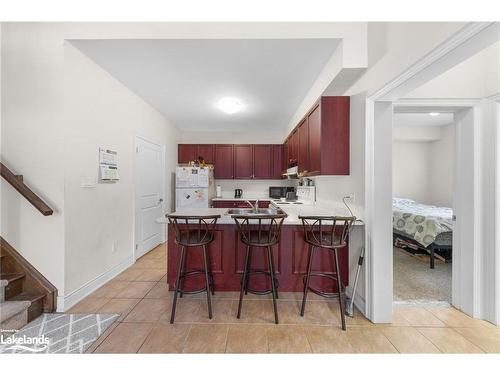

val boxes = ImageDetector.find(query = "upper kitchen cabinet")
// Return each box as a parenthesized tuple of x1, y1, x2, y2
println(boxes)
(286, 96, 350, 176)
(253, 144, 272, 179)
(197, 144, 215, 164)
(289, 129, 299, 167)
(214, 144, 234, 179)
(271, 144, 284, 179)
(178, 144, 215, 164)
(234, 144, 254, 179)
(178, 144, 197, 164)
(297, 118, 309, 173)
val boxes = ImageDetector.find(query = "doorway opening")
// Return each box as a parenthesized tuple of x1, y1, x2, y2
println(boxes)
(392, 110, 455, 305)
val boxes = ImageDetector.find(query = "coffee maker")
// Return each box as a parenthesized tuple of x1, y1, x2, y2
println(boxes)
(234, 189, 243, 198)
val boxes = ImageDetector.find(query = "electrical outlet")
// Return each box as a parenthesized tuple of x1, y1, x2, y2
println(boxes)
(344, 193, 355, 202)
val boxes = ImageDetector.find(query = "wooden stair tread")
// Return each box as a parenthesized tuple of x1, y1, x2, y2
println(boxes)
(0, 272, 25, 283)
(8, 291, 45, 303)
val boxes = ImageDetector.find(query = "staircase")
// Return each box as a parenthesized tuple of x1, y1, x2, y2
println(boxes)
(1, 162, 57, 334)
(0, 238, 57, 333)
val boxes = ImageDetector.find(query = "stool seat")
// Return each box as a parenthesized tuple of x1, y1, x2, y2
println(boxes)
(167, 214, 220, 324)
(299, 215, 355, 331)
(232, 213, 286, 324)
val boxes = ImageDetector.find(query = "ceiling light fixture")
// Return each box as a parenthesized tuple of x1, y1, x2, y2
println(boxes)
(217, 97, 243, 114)
(429, 112, 440, 116)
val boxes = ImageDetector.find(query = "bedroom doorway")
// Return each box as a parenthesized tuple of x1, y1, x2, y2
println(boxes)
(391, 110, 455, 305)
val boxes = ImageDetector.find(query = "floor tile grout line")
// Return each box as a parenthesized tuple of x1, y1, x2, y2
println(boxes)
(448, 326, 487, 353)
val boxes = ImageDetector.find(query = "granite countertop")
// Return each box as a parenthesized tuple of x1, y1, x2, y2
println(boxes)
(157, 201, 364, 226)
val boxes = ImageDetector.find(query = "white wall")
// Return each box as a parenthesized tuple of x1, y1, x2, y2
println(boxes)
(215, 179, 290, 199)
(1, 23, 180, 310)
(392, 141, 433, 203)
(392, 124, 455, 207)
(404, 40, 500, 99)
(63, 43, 179, 298)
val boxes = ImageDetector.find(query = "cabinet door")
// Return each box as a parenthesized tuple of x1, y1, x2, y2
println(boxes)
(253, 144, 273, 179)
(271, 144, 283, 179)
(234, 145, 254, 179)
(214, 145, 234, 179)
(298, 119, 309, 172)
(290, 130, 298, 165)
(178, 144, 197, 164)
(283, 139, 290, 170)
(197, 144, 215, 164)
(307, 103, 321, 174)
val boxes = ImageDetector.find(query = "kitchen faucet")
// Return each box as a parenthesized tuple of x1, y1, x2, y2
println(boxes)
(245, 200, 259, 212)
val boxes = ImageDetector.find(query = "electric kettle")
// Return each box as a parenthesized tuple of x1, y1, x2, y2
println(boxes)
(234, 189, 243, 198)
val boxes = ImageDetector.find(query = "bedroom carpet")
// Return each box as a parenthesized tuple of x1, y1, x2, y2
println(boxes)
(393, 247, 451, 303)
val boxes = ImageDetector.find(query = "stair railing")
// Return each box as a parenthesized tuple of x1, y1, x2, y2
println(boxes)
(0, 162, 54, 216)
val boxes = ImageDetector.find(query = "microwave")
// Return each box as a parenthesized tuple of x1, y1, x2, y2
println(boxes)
(269, 186, 295, 199)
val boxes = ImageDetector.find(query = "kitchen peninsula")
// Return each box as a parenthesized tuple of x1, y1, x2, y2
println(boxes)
(160, 201, 364, 294)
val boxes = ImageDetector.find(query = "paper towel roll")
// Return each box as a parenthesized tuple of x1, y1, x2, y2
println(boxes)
(216, 185, 222, 198)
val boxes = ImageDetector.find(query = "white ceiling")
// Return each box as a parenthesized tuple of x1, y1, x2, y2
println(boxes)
(393, 113, 454, 127)
(70, 39, 340, 132)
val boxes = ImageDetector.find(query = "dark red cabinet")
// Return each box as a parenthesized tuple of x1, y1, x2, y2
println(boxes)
(234, 145, 254, 179)
(197, 144, 215, 164)
(298, 119, 309, 173)
(178, 144, 197, 164)
(307, 103, 321, 174)
(253, 144, 272, 179)
(283, 96, 350, 176)
(178, 144, 214, 164)
(271, 144, 284, 179)
(214, 145, 234, 179)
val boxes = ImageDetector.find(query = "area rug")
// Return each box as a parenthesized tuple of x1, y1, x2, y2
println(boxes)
(0, 313, 118, 354)
(393, 247, 452, 303)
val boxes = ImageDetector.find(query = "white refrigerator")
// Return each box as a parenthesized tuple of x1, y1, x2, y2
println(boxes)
(175, 166, 215, 210)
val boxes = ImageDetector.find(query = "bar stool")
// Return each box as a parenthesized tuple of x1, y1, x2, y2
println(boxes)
(299, 215, 355, 330)
(167, 214, 220, 324)
(232, 213, 287, 324)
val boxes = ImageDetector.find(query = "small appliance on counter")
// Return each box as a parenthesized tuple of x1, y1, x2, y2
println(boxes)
(234, 189, 243, 198)
(269, 186, 295, 199)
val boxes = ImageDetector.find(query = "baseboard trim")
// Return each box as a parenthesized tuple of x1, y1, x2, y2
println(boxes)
(57, 255, 134, 312)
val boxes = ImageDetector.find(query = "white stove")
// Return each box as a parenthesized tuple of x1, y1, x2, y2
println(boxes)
(272, 186, 316, 206)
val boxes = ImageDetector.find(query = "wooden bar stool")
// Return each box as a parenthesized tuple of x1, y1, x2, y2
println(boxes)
(167, 214, 220, 324)
(299, 215, 355, 330)
(232, 213, 287, 324)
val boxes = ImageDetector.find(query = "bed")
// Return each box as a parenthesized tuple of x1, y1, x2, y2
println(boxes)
(392, 198, 453, 269)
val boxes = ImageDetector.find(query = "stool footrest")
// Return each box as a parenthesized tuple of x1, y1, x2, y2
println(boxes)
(177, 287, 209, 295)
(302, 272, 343, 299)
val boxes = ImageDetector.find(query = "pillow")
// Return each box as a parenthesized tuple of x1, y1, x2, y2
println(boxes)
(393, 197, 415, 204)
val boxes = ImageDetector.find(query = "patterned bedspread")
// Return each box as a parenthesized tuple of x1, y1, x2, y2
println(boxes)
(392, 198, 453, 247)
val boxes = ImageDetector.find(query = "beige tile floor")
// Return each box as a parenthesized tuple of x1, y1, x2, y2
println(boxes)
(69, 244, 500, 354)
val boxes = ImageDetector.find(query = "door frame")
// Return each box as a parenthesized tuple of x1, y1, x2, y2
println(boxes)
(364, 22, 500, 323)
(133, 135, 166, 261)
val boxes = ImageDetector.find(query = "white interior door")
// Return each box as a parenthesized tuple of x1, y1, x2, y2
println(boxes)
(135, 136, 164, 259)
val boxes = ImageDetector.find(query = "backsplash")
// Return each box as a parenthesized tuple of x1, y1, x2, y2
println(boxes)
(215, 179, 292, 199)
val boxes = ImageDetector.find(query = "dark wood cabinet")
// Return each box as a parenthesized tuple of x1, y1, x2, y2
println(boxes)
(234, 144, 254, 179)
(178, 144, 197, 164)
(297, 119, 309, 173)
(271, 144, 284, 179)
(283, 139, 290, 170)
(307, 103, 321, 174)
(253, 144, 272, 179)
(178, 144, 214, 164)
(197, 144, 215, 164)
(283, 96, 350, 176)
(214, 144, 234, 179)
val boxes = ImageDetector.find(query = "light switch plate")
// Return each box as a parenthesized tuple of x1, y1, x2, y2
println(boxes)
(80, 176, 97, 188)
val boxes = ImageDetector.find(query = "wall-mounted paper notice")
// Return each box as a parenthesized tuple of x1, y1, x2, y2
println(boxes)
(99, 148, 119, 181)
